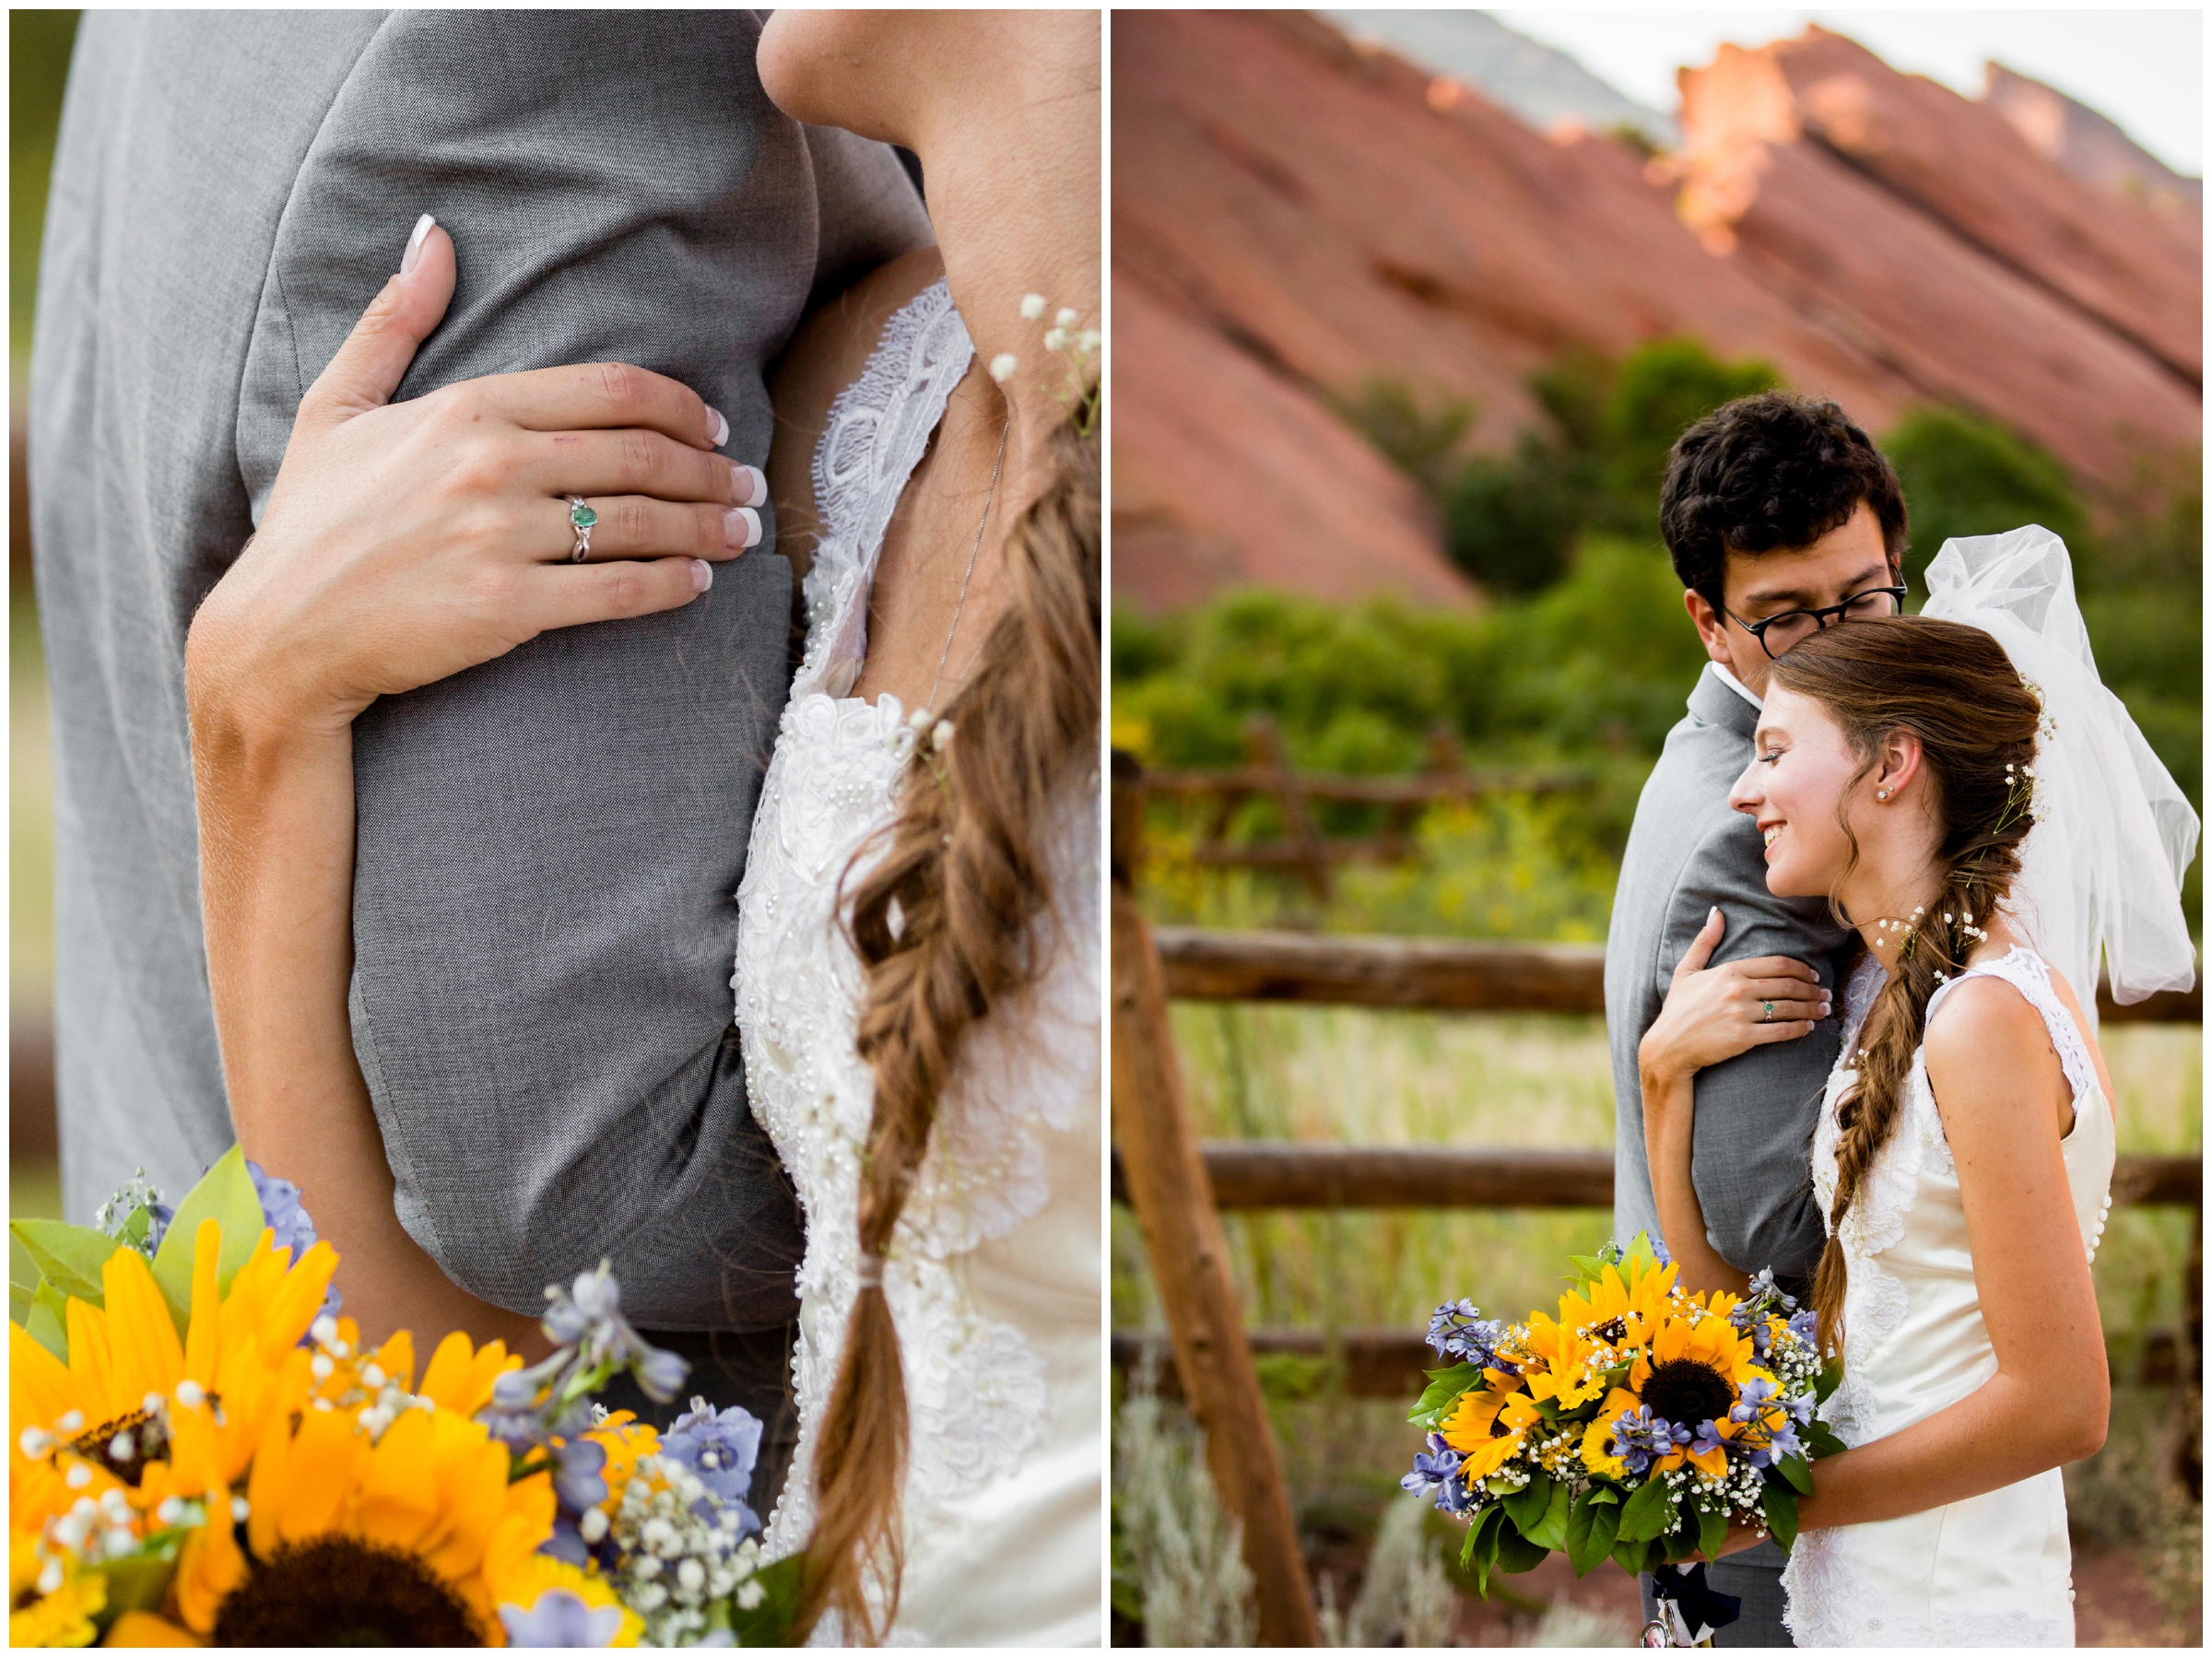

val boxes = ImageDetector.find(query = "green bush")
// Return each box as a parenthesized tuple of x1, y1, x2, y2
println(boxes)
(1884, 405, 2088, 590)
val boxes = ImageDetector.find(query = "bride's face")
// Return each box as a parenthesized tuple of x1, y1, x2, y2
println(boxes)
(1729, 686, 1871, 899)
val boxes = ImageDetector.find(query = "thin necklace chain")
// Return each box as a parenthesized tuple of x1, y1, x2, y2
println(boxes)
(925, 416, 1010, 714)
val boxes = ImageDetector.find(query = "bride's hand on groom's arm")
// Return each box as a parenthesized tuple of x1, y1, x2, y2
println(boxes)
(1638, 907, 1832, 1088)
(186, 215, 765, 738)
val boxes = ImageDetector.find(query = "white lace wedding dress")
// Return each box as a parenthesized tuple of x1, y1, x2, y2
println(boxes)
(729, 279, 1102, 1646)
(1780, 946, 2113, 1646)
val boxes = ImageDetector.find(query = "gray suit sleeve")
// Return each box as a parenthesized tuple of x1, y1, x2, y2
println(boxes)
(226, 12, 932, 1331)
(1654, 816, 1841, 1285)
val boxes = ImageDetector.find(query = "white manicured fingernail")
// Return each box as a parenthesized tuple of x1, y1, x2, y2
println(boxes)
(732, 464, 767, 507)
(1708, 906, 1721, 924)
(401, 213, 434, 276)
(690, 559, 712, 592)
(723, 507, 760, 549)
(706, 405, 731, 448)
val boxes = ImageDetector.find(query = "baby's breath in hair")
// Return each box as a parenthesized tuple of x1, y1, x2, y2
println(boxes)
(1000, 291, 1100, 435)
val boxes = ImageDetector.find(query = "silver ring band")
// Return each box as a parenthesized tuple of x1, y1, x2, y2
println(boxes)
(567, 495, 595, 563)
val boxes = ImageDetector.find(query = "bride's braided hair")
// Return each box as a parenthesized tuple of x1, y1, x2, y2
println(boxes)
(791, 415, 1100, 1644)
(1766, 617, 2041, 1364)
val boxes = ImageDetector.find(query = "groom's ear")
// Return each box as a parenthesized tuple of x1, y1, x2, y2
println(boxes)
(1683, 589, 1733, 666)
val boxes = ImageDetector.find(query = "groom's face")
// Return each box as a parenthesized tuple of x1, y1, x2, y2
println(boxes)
(1683, 501, 1899, 700)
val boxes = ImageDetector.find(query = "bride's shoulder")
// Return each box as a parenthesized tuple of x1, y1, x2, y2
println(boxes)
(766, 246, 947, 572)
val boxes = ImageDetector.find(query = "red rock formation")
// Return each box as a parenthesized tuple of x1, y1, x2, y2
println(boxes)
(1110, 12, 2200, 614)
(1677, 29, 2199, 382)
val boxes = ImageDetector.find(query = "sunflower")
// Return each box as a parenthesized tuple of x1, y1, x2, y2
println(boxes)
(1517, 1312, 1606, 1409)
(1440, 1388, 1546, 1486)
(10, 1558, 104, 1648)
(230, 1380, 556, 1645)
(12, 1220, 339, 1537)
(1555, 1253, 1679, 1355)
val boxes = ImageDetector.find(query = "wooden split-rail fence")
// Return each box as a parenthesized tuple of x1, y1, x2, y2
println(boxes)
(1109, 755, 2202, 1646)
(1139, 714, 1589, 899)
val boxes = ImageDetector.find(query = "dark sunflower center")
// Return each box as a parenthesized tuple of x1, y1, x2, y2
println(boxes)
(211, 1536, 483, 1648)
(1591, 1316, 1629, 1344)
(1640, 1357, 1735, 1430)
(69, 1408, 168, 1487)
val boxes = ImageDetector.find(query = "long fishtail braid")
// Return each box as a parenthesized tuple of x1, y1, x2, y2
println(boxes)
(790, 418, 1099, 1644)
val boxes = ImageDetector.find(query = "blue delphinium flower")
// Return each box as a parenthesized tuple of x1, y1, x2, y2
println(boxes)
(243, 1158, 342, 1328)
(660, 1397, 765, 1537)
(1608, 1405, 1689, 1476)
(1788, 1307, 1818, 1346)
(1401, 1432, 1473, 1514)
(499, 1587, 626, 1648)
(541, 1263, 690, 1404)
(1425, 1299, 1504, 1369)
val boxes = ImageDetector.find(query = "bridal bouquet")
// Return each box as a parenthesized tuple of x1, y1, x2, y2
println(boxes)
(1401, 1235, 1842, 1593)
(9, 1149, 798, 1647)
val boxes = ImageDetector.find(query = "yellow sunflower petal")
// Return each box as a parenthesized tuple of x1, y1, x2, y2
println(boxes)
(65, 1299, 118, 1429)
(354, 1408, 443, 1556)
(275, 1405, 367, 1544)
(172, 1493, 247, 1637)
(372, 1331, 418, 1394)
(99, 1248, 184, 1412)
(418, 1332, 513, 1417)
(181, 1222, 224, 1386)
(13, 1319, 80, 1437)
(101, 1611, 202, 1647)
(1456, 1428, 1525, 1485)
(11, 1569, 105, 1648)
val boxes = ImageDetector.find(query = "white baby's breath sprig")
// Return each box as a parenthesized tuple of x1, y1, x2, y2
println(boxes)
(1010, 290, 1100, 436)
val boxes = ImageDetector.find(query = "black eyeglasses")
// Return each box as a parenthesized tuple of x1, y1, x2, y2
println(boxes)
(1724, 584, 1909, 659)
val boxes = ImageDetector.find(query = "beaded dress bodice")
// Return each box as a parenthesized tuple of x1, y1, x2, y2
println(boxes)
(728, 279, 1101, 1644)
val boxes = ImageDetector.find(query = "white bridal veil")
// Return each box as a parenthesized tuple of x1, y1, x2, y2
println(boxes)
(1920, 525, 2199, 1027)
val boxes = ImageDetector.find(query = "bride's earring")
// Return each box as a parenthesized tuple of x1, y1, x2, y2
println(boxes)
(1876, 788, 1891, 801)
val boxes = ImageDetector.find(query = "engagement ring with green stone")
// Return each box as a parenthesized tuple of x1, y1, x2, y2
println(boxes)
(567, 495, 597, 562)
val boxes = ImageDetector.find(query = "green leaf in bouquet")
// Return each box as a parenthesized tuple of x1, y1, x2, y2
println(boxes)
(1814, 1358, 1843, 1403)
(1616, 1475, 1674, 1545)
(1461, 1501, 1506, 1594)
(1696, 1502, 1728, 1562)
(151, 1147, 267, 1333)
(1803, 1418, 1849, 1461)
(1493, 1517, 1549, 1575)
(1778, 1450, 1816, 1497)
(24, 1281, 70, 1363)
(1525, 1477, 1573, 1553)
(1566, 1252, 1612, 1287)
(1564, 1490, 1621, 1577)
(93, 1535, 183, 1635)
(10, 1219, 124, 1307)
(1761, 1478, 1800, 1555)
(1611, 1534, 1655, 1578)
(726, 1553, 804, 1647)
(1409, 1362, 1483, 1430)
(1501, 1472, 1553, 1536)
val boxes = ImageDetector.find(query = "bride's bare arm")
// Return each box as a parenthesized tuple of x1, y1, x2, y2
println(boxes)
(1790, 980, 2108, 1532)
(187, 221, 746, 1349)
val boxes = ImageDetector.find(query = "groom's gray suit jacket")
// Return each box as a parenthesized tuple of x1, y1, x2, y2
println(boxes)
(1606, 664, 1851, 1291)
(31, 11, 931, 1334)
(1608, 664, 1853, 1635)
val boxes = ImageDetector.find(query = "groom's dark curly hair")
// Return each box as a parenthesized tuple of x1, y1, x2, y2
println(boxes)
(1660, 393, 1908, 607)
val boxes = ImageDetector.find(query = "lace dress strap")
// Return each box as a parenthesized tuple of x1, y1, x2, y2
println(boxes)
(795, 278, 973, 701)
(1924, 946, 2097, 1108)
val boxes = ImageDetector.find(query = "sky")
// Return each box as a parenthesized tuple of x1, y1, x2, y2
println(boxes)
(1488, 8, 2203, 173)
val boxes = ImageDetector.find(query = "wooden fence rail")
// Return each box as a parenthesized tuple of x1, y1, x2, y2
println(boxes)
(1154, 925, 2204, 1024)
(1139, 715, 1588, 897)
(1112, 1143, 2204, 1212)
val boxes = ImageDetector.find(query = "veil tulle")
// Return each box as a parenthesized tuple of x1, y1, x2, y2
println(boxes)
(1919, 524, 2199, 1028)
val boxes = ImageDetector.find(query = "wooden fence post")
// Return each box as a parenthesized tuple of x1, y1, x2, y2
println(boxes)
(1244, 715, 1332, 901)
(1111, 753, 1321, 1645)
